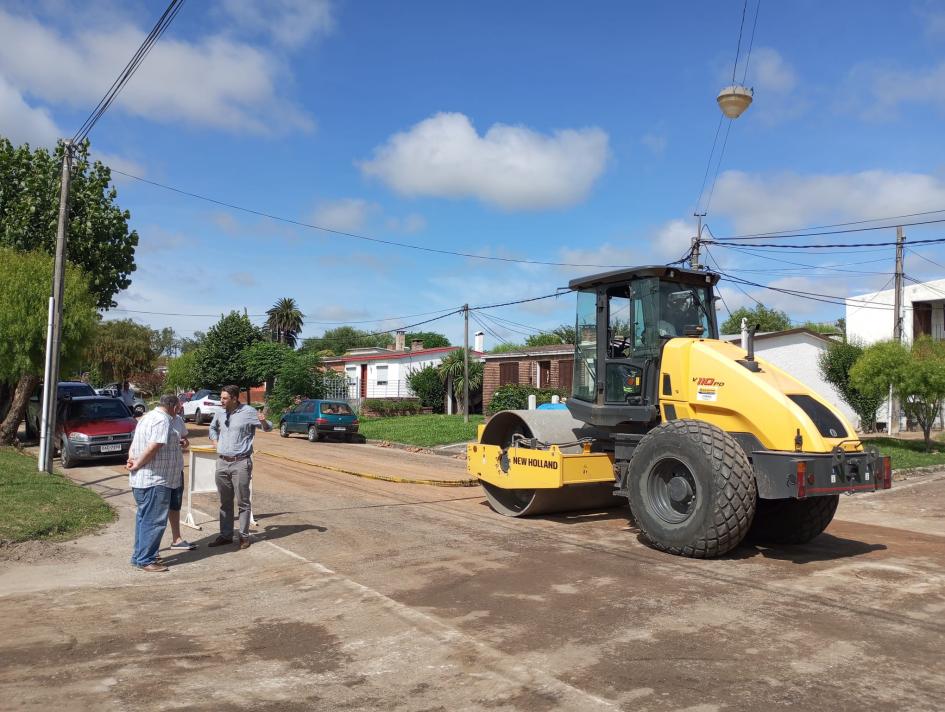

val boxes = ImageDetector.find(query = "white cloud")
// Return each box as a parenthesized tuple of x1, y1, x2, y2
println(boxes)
(385, 213, 427, 234)
(710, 170, 945, 234)
(0, 8, 313, 134)
(0, 74, 60, 145)
(359, 112, 610, 211)
(311, 198, 377, 232)
(750, 48, 797, 94)
(641, 132, 667, 156)
(137, 226, 188, 254)
(231, 272, 256, 287)
(842, 59, 945, 119)
(217, 0, 334, 49)
(914, 1, 945, 38)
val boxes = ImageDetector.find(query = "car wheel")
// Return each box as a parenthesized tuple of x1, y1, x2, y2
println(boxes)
(194, 409, 202, 425)
(60, 438, 76, 469)
(308, 425, 318, 442)
(133, 404, 145, 417)
(280, 421, 289, 438)
(317, 433, 326, 442)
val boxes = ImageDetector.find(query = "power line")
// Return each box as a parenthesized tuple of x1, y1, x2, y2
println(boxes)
(706, 236, 945, 250)
(710, 207, 945, 241)
(73, 0, 185, 144)
(109, 169, 630, 270)
(716, 270, 897, 310)
(740, 0, 761, 85)
(711, 215, 945, 241)
(906, 247, 945, 271)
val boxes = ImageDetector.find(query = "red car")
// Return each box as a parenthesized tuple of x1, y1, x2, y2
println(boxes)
(56, 396, 138, 468)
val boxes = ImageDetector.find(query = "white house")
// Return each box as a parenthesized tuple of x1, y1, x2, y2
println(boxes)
(846, 277, 945, 345)
(720, 328, 858, 428)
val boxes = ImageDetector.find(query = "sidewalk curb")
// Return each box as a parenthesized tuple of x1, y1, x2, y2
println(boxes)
(365, 439, 470, 460)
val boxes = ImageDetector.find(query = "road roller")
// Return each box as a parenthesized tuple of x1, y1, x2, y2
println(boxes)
(468, 265, 892, 558)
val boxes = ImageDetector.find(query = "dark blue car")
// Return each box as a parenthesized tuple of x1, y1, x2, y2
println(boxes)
(279, 399, 359, 442)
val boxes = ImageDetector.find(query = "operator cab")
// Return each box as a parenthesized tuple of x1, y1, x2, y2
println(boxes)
(566, 266, 720, 430)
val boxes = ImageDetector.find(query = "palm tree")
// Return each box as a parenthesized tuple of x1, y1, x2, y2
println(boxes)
(265, 297, 304, 347)
(437, 349, 484, 413)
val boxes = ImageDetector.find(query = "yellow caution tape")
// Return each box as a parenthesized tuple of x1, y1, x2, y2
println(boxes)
(255, 449, 479, 488)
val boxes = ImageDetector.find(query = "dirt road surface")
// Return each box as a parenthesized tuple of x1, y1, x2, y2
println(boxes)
(2, 427, 944, 711)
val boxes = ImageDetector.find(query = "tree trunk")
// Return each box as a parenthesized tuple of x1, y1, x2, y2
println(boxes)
(0, 374, 40, 445)
(0, 381, 12, 424)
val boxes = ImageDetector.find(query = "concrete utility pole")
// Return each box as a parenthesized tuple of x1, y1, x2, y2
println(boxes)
(39, 141, 73, 472)
(690, 213, 705, 270)
(888, 226, 905, 435)
(463, 304, 469, 424)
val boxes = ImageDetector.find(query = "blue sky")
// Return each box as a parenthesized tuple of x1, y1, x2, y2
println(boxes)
(2, 0, 945, 346)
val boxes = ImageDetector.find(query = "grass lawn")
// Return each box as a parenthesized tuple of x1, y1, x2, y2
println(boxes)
(865, 434, 945, 471)
(0, 448, 116, 542)
(359, 414, 485, 447)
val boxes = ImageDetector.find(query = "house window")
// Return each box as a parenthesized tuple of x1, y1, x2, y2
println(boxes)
(376, 365, 389, 386)
(499, 362, 518, 385)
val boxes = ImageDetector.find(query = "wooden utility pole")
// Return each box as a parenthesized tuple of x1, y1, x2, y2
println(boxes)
(888, 226, 905, 435)
(39, 141, 73, 472)
(463, 304, 469, 423)
(690, 213, 704, 270)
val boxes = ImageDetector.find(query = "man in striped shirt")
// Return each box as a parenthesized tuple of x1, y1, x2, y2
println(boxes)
(126, 393, 184, 573)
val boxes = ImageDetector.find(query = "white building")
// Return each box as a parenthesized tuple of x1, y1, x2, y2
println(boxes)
(846, 278, 945, 345)
(720, 328, 858, 428)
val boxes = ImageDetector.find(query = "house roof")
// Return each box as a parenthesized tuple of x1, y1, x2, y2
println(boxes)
(483, 344, 575, 359)
(323, 346, 484, 364)
(719, 327, 838, 345)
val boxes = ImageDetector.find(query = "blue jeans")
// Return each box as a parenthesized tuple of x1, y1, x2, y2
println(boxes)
(131, 485, 172, 567)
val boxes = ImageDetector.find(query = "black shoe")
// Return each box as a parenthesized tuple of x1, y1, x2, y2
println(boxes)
(207, 535, 234, 547)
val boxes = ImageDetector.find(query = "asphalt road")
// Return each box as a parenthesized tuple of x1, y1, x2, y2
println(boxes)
(1, 428, 943, 711)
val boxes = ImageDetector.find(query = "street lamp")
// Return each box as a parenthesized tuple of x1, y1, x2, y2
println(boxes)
(716, 84, 753, 119)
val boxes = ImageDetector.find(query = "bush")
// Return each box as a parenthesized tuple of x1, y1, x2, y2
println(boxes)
(362, 398, 422, 417)
(406, 365, 446, 413)
(488, 384, 568, 414)
(267, 350, 324, 415)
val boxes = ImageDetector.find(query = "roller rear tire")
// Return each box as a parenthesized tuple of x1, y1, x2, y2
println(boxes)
(749, 495, 839, 545)
(627, 419, 756, 558)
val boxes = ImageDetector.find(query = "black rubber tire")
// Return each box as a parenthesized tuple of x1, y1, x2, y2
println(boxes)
(308, 425, 318, 443)
(627, 419, 756, 558)
(317, 433, 326, 442)
(194, 409, 202, 426)
(279, 422, 289, 438)
(748, 495, 840, 545)
(60, 438, 76, 469)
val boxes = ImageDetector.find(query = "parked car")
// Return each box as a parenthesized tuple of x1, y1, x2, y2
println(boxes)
(25, 381, 97, 439)
(182, 389, 223, 424)
(279, 399, 359, 442)
(95, 384, 147, 417)
(54, 396, 138, 468)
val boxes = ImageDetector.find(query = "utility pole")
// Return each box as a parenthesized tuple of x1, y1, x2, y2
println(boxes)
(690, 213, 705, 270)
(463, 304, 469, 424)
(39, 141, 73, 472)
(888, 226, 905, 435)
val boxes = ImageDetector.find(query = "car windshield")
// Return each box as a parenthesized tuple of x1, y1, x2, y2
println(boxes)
(65, 400, 131, 421)
(320, 402, 352, 415)
(59, 384, 96, 398)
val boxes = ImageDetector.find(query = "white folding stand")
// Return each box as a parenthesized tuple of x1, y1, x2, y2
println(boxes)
(183, 446, 257, 530)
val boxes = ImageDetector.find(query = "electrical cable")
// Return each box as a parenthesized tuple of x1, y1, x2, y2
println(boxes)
(710, 216, 945, 241)
(710, 207, 945, 240)
(715, 269, 897, 310)
(706, 236, 945, 249)
(906, 247, 945, 271)
(740, 1, 761, 85)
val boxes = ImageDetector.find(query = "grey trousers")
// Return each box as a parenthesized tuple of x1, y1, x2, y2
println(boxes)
(215, 457, 252, 539)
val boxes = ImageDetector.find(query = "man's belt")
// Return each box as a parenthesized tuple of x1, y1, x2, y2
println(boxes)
(218, 452, 251, 463)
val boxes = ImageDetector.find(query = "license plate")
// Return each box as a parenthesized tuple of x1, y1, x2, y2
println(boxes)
(333, 426, 347, 431)
(99, 443, 123, 453)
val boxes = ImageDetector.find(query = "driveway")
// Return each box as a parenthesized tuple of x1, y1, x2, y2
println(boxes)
(1, 429, 943, 711)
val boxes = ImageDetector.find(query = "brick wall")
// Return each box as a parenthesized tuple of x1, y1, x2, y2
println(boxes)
(483, 353, 574, 409)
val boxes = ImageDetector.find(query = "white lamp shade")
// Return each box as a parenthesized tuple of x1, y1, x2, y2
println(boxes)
(716, 85, 753, 119)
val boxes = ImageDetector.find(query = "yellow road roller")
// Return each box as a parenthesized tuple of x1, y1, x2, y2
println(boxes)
(468, 266, 892, 558)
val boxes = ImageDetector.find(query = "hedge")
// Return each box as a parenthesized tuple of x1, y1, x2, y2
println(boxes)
(487, 384, 568, 414)
(362, 398, 423, 417)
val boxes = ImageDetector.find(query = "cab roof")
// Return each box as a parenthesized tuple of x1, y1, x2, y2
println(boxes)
(568, 265, 720, 291)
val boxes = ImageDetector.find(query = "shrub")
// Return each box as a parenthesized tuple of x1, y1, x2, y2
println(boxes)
(488, 384, 568, 414)
(406, 365, 446, 413)
(362, 398, 422, 417)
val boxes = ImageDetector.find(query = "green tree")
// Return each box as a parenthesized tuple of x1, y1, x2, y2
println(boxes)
(818, 339, 884, 432)
(165, 351, 202, 392)
(0, 138, 138, 309)
(799, 321, 841, 335)
(437, 349, 484, 413)
(489, 342, 525, 353)
(243, 340, 292, 399)
(406, 365, 446, 413)
(552, 324, 577, 344)
(525, 333, 566, 347)
(85, 319, 157, 384)
(404, 331, 450, 349)
(721, 305, 792, 335)
(176, 331, 206, 354)
(264, 297, 304, 347)
(267, 350, 324, 416)
(151, 327, 177, 358)
(0, 249, 98, 443)
(301, 326, 389, 356)
(195, 311, 262, 391)
(850, 337, 945, 451)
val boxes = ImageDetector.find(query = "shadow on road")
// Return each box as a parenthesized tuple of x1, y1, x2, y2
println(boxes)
(731, 533, 888, 563)
(160, 522, 328, 566)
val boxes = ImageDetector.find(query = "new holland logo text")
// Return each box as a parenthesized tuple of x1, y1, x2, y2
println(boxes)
(692, 377, 725, 387)
(512, 456, 559, 470)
